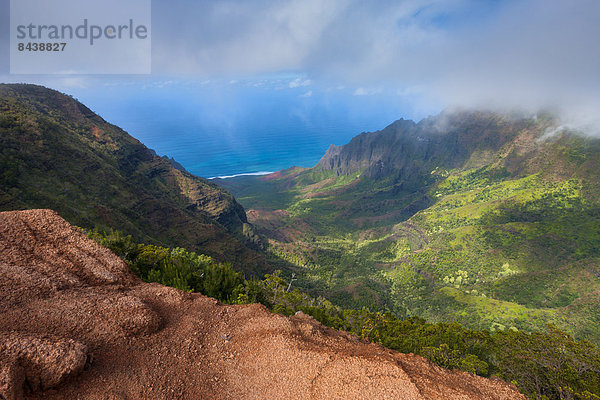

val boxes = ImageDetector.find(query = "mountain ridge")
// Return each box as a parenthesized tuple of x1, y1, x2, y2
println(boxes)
(0, 83, 267, 275)
(220, 109, 600, 344)
(315, 110, 545, 180)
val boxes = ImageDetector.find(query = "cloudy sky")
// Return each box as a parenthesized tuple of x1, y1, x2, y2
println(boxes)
(152, 0, 599, 110)
(1, 0, 598, 107)
(2, 0, 598, 109)
(1, 0, 599, 174)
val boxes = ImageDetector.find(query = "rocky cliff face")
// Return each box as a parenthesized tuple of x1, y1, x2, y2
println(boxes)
(0, 209, 524, 399)
(316, 111, 533, 181)
(0, 84, 266, 275)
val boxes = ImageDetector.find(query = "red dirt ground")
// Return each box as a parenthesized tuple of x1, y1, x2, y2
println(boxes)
(0, 209, 524, 399)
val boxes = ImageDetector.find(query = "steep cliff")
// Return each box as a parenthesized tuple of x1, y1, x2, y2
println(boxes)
(316, 111, 533, 181)
(0, 84, 266, 274)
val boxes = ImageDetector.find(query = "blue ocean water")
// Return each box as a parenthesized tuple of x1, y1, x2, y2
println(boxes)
(121, 108, 364, 178)
(74, 81, 432, 178)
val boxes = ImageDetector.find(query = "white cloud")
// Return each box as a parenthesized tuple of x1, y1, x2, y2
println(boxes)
(299, 90, 312, 98)
(56, 77, 89, 89)
(146, 0, 600, 124)
(5, 0, 598, 130)
(152, 80, 175, 88)
(396, 87, 421, 97)
(353, 87, 382, 96)
(289, 78, 311, 88)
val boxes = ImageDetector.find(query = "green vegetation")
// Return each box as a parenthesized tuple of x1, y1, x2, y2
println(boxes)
(0, 83, 268, 275)
(90, 228, 600, 400)
(87, 229, 244, 302)
(5, 85, 600, 399)
(222, 115, 600, 348)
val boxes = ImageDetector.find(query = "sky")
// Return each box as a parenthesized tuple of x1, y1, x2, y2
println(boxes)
(1, 0, 599, 174)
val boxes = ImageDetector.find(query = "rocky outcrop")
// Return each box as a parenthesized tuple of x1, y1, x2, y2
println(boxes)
(0, 209, 525, 399)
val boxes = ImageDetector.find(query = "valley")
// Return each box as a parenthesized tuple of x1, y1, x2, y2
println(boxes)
(219, 110, 600, 344)
(0, 83, 268, 276)
(2, 84, 599, 398)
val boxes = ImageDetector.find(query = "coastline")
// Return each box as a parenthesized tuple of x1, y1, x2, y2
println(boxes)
(208, 171, 274, 180)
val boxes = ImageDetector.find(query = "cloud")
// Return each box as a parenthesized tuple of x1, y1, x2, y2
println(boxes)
(299, 90, 312, 98)
(353, 87, 382, 96)
(289, 78, 311, 88)
(142, 80, 175, 89)
(4, 0, 598, 129)
(429, 1, 600, 113)
(149, 0, 473, 81)
(396, 87, 421, 97)
(146, 0, 600, 125)
(55, 77, 89, 89)
(151, 0, 345, 76)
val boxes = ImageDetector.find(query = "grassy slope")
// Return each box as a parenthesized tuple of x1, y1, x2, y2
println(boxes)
(221, 117, 600, 344)
(0, 84, 268, 275)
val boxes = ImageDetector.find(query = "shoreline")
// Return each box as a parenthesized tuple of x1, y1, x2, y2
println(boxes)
(208, 171, 274, 180)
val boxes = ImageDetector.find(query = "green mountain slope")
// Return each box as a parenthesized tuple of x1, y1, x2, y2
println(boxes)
(219, 110, 600, 343)
(0, 84, 267, 275)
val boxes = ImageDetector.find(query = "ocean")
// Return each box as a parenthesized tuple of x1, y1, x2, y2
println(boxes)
(73, 81, 429, 178)
(120, 116, 366, 179)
